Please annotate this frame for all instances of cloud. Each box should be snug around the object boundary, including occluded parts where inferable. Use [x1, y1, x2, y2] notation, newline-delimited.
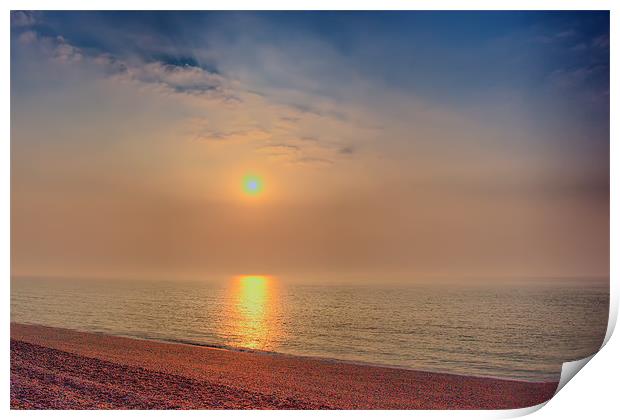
[287, 103, 349, 122]
[11, 11, 37, 27]
[14, 31, 83, 62]
[571, 33, 609, 54]
[292, 156, 334, 167]
[192, 127, 272, 143]
[592, 34, 609, 50]
[254, 143, 303, 162]
[299, 136, 319, 142]
[53, 36, 84, 63]
[339, 146, 355, 155]
[555, 29, 577, 39]
[17, 30, 38, 45]
[10, 13, 371, 169]
[17, 29, 239, 104]
[259, 143, 300, 153]
[534, 28, 577, 44]
[548, 64, 607, 89]
[115, 61, 236, 101]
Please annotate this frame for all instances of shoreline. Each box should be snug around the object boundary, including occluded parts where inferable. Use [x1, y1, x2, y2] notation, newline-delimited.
[11, 322, 559, 409]
[12, 321, 560, 383]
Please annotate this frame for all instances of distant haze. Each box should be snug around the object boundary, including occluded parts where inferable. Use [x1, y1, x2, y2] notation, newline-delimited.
[11, 11, 609, 282]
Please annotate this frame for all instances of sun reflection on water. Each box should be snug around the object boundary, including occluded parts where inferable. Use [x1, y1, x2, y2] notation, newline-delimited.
[224, 275, 281, 350]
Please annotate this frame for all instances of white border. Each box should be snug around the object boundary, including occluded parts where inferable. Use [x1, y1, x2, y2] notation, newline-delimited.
[3, 1, 617, 419]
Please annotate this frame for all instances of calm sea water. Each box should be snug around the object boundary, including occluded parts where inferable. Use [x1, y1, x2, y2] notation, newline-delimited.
[11, 276, 608, 381]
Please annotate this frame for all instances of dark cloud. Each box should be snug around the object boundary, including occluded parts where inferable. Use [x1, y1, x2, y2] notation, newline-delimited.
[339, 146, 355, 155]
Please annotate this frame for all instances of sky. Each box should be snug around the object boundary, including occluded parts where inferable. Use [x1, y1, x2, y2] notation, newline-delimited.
[10, 11, 609, 283]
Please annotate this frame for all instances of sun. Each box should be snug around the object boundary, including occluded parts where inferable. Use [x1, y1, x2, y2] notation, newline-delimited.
[242, 175, 263, 196]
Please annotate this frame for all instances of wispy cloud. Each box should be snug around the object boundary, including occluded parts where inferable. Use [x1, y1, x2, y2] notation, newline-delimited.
[16, 28, 239, 104]
[291, 156, 334, 167]
[12, 17, 364, 167]
[548, 65, 606, 89]
[259, 143, 300, 153]
[339, 146, 355, 155]
[591, 34, 609, 50]
[112, 61, 238, 102]
[193, 127, 272, 143]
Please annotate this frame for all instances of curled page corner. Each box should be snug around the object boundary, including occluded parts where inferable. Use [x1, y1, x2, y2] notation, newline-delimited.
[496, 401, 549, 418]
[602, 287, 618, 347]
[499, 355, 597, 418]
[547, 290, 618, 397]
[504, 306, 614, 417]
[555, 354, 595, 395]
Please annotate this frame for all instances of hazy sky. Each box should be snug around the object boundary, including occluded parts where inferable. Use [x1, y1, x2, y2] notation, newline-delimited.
[11, 11, 609, 282]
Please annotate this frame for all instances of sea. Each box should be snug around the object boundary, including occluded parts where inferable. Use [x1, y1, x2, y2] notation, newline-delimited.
[10, 276, 609, 382]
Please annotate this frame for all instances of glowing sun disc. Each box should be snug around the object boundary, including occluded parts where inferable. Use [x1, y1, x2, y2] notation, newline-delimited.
[243, 175, 263, 196]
